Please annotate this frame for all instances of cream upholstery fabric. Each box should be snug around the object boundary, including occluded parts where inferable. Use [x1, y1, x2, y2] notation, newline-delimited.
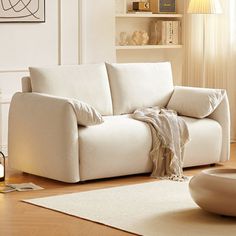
[21, 77, 32, 92]
[29, 64, 113, 115]
[167, 86, 226, 118]
[8, 63, 230, 183]
[8, 92, 80, 183]
[79, 115, 153, 180]
[106, 62, 174, 115]
[78, 115, 222, 181]
[167, 87, 230, 163]
[208, 95, 230, 162]
[182, 116, 222, 167]
[70, 99, 103, 126]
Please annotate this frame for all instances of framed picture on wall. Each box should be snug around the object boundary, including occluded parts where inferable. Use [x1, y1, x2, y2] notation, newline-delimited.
[0, 0, 45, 23]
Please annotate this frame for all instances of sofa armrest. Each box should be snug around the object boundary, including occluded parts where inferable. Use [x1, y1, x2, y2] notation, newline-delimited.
[208, 94, 230, 162]
[167, 86, 230, 163]
[8, 92, 80, 183]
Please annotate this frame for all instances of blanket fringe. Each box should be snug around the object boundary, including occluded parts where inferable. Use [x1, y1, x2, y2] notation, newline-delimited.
[156, 175, 189, 182]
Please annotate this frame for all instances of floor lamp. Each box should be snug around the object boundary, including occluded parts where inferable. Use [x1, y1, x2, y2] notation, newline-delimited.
[0, 151, 5, 182]
[187, 0, 222, 87]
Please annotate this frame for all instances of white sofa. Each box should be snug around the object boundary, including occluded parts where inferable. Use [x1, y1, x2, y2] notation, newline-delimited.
[8, 62, 230, 183]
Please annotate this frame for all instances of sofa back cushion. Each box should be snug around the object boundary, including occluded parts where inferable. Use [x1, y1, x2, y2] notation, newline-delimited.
[29, 63, 113, 115]
[106, 62, 174, 115]
[21, 76, 32, 92]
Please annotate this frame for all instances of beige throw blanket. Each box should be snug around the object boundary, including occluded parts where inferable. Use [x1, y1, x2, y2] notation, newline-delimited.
[132, 107, 190, 181]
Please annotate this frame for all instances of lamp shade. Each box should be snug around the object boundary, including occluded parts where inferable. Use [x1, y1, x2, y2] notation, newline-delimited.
[187, 0, 222, 14]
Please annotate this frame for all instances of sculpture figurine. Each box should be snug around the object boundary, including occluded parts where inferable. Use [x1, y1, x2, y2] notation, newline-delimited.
[119, 32, 129, 46]
[130, 30, 149, 45]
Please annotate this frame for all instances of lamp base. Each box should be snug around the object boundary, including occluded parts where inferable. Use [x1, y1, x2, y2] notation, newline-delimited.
[0, 151, 5, 182]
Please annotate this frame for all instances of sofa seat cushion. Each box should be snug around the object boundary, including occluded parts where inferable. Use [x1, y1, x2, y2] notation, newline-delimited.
[106, 62, 174, 115]
[29, 63, 113, 115]
[78, 115, 222, 181]
[182, 116, 222, 167]
[78, 115, 153, 180]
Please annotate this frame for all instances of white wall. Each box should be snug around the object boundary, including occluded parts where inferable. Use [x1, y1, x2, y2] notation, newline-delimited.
[0, 0, 80, 154]
[0, 0, 184, 154]
[81, 0, 116, 63]
[0, 0, 116, 155]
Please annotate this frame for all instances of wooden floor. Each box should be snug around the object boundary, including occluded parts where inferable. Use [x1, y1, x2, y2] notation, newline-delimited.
[1, 144, 236, 236]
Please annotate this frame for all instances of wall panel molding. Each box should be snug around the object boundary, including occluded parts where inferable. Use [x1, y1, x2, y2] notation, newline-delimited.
[0, 145, 8, 156]
[0, 68, 28, 73]
[60, 0, 80, 65]
[58, 0, 62, 65]
[0, 94, 12, 104]
[0, 0, 63, 155]
[79, 0, 86, 64]
[81, 0, 116, 63]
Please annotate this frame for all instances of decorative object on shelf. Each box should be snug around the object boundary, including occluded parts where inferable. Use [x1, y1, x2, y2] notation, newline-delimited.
[150, 0, 176, 13]
[0, 0, 45, 23]
[187, 0, 222, 86]
[149, 21, 160, 45]
[0, 151, 5, 182]
[119, 32, 129, 46]
[149, 20, 180, 45]
[149, 0, 158, 13]
[130, 30, 149, 45]
[132, 1, 150, 11]
[115, 1, 183, 50]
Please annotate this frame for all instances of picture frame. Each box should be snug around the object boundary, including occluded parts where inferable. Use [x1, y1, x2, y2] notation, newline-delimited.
[0, 0, 45, 23]
[158, 0, 176, 13]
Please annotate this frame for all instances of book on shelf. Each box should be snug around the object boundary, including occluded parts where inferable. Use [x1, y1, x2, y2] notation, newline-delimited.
[172, 21, 180, 44]
[159, 0, 176, 13]
[161, 20, 180, 45]
[149, 0, 176, 13]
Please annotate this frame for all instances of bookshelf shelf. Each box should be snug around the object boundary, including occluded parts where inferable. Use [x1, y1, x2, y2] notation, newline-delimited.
[116, 13, 183, 18]
[116, 45, 182, 50]
[115, 0, 184, 75]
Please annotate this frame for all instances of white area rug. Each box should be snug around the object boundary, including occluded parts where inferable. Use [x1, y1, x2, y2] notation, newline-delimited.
[23, 180, 236, 236]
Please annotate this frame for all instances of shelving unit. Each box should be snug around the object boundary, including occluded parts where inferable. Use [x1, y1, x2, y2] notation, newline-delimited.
[115, 0, 185, 85]
[116, 45, 182, 50]
[116, 13, 183, 18]
[115, 1, 183, 50]
[116, 11, 183, 50]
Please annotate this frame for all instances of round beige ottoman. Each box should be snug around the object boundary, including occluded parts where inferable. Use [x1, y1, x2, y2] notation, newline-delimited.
[189, 169, 236, 217]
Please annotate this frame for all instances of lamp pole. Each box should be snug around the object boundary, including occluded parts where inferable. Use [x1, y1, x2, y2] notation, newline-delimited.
[202, 15, 206, 87]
